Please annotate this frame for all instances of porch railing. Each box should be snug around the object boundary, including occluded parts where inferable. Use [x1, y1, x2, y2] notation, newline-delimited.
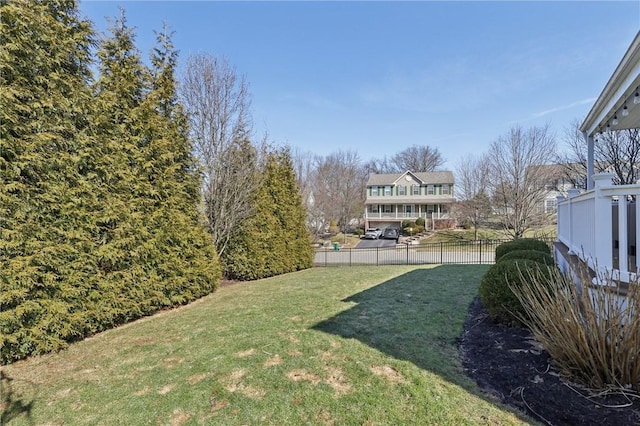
[365, 212, 450, 220]
[557, 173, 640, 282]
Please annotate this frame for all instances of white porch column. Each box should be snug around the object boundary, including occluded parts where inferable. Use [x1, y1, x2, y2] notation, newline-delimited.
[583, 131, 595, 190]
[593, 173, 614, 271]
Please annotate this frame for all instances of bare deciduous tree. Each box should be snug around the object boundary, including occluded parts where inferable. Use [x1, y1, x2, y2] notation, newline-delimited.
[558, 120, 640, 187]
[311, 150, 367, 238]
[488, 125, 557, 239]
[454, 154, 492, 238]
[291, 148, 324, 236]
[366, 145, 444, 173]
[181, 53, 260, 256]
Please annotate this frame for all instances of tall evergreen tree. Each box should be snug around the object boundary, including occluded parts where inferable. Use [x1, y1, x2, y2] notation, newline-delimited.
[139, 24, 221, 304]
[90, 9, 155, 324]
[0, 0, 98, 361]
[223, 148, 313, 280]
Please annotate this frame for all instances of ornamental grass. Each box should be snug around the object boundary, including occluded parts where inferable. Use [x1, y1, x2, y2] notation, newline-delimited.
[511, 264, 640, 393]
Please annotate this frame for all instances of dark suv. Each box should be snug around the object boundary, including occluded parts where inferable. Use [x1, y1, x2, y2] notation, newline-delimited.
[382, 228, 399, 241]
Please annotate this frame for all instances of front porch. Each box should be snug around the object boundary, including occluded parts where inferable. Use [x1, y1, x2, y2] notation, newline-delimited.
[557, 31, 640, 286]
[364, 205, 453, 230]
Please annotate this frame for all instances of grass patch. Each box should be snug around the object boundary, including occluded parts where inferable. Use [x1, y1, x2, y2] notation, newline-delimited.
[2, 266, 532, 425]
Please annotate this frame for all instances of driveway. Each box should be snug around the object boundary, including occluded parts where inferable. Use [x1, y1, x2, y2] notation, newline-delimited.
[356, 238, 397, 249]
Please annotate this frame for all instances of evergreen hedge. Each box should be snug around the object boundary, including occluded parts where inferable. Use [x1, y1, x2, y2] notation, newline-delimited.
[223, 149, 313, 280]
[0, 1, 220, 364]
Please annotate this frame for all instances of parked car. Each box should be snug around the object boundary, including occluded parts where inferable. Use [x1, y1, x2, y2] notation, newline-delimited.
[363, 228, 382, 239]
[382, 228, 399, 241]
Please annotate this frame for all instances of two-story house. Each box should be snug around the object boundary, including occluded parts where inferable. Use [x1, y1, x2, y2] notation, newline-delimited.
[364, 171, 455, 230]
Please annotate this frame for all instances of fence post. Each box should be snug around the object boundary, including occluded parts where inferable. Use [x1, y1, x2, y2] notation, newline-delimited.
[479, 240, 482, 264]
[324, 247, 327, 267]
[406, 243, 409, 265]
[376, 247, 379, 266]
[440, 242, 443, 264]
[349, 247, 352, 267]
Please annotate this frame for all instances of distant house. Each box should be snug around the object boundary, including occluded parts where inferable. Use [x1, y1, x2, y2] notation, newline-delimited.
[529, 164, 582, 214]
[364, 170, 455, 229]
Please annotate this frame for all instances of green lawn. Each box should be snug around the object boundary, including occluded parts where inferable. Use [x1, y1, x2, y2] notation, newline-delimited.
[421, 225, 557, 244]
[1, 265, 534, 425]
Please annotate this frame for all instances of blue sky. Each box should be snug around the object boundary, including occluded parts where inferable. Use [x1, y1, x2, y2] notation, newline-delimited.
[79, 1, 640, 168]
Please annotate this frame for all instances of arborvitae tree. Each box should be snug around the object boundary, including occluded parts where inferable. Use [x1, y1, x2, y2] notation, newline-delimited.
[138, 24, 220, 304]
[91, 9, 154, 325]
[0, 0, 98, 361]
[223, 148, 313, 280]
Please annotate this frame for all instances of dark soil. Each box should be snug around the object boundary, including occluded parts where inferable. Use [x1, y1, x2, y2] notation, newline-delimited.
[460, 297, 640, 426]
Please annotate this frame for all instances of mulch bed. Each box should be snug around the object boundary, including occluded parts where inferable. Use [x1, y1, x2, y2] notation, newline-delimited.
[459, 297, 640, 426]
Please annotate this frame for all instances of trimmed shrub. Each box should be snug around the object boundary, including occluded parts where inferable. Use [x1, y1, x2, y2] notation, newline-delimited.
[402, 220, 415, 229]
[479, 259, 553, 326]
[495, 238, 550, 262]
[415, 217, 425, 227]
[498, 249, 555, 266]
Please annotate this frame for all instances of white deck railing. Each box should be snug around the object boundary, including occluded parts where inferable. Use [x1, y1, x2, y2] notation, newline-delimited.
[557, 173, 640, 282]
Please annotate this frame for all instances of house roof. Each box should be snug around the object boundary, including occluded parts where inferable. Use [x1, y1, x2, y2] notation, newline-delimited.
[366, 170, 454, 186]
[527, 164, 567, 178]
[580, 31, 640, 136]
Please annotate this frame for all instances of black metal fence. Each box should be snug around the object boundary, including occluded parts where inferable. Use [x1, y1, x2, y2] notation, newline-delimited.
[314, 239, 548, 267]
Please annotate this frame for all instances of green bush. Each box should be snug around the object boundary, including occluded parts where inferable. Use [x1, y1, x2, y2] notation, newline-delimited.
[479, 259, 553, 326]
[401, 220, 415, 229]
[498, 249, 555, 266]
[495, 238, 550, 262]
[415, 217, 425, 227]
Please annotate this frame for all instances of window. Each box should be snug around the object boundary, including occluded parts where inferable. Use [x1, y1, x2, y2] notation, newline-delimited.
[434, 185, 442, 195]
[371, 186, 378, 196]
[411, 185, 420, 195]
[427, 185, 434, 195]
[398, 185, 406, 196]
[545, 199, 557, 214]
[404, 205, 414, 214]
[442, 184, 450, 195]
[384, 186, 392, 196]
[383, 204, 393, 213]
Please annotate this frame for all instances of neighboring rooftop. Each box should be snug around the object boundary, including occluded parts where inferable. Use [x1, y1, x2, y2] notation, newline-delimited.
[366, 171, 454, 186]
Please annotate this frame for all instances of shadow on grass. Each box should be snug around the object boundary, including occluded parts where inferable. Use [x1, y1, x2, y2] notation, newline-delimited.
[313, 265, 484, 389]
[0, 370, 34, 425]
